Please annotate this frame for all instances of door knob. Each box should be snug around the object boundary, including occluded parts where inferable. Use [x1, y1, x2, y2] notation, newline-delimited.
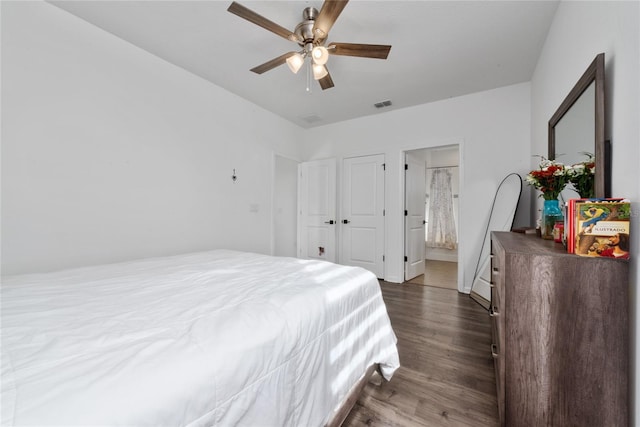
[324, 220, 335, 224]
[343, 219, 350, 224]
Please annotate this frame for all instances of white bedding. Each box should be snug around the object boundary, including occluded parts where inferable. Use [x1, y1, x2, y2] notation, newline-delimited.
[1, 250, 399, 426]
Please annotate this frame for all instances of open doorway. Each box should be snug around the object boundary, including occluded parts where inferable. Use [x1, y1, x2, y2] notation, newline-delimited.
[404, 145, 460, 291]
[273, 154, 299, 258]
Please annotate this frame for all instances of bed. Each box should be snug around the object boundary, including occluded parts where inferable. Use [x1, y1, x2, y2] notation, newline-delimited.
[1, 250, 399, 426]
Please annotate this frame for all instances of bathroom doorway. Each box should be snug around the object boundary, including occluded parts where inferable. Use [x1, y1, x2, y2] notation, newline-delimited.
[404, 145, 460, 291]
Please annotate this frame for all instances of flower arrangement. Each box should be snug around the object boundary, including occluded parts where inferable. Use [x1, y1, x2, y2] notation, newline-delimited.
[566, 153, 595, 198]
[525, 156, 568, 200]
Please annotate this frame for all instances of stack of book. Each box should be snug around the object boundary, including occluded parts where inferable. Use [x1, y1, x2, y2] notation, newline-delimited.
[564, 198, 631, 259]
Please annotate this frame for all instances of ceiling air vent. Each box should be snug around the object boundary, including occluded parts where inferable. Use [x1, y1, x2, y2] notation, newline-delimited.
[374, 100, 392, 109]
[301, 114, 323, 124]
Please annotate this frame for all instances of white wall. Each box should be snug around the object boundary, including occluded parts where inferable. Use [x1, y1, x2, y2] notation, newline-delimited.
[1, 2, 303, 275]
[303, 82, 532, 288]
[530, 1, 639, 422]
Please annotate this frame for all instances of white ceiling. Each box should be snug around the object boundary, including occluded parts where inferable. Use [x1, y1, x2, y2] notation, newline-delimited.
[50, 0, 559, 129]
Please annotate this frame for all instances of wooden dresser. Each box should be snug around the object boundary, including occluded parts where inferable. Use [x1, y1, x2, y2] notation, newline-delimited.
[490, 231, 628, 426]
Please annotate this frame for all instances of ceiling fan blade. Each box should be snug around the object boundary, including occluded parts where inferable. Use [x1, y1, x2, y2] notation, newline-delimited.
[328, 42, 391, 59]
[318, 70, 335, 90]
[250, 52, 297, 74]
[228, 2, 302, 43]
[312, 0, 349, 42]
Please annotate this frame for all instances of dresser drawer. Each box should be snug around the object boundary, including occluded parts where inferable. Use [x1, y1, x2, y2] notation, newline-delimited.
[490, 336, 505, 426]
[491, 253, 505, 309]
[490, 236, 506, 426]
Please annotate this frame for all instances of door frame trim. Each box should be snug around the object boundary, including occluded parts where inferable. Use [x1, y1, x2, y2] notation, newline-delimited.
[399, 141, 464, 292]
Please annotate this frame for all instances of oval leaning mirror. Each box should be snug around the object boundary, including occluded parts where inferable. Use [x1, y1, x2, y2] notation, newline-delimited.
[549, 53, 607, 198]
[470, 173, 522, 310]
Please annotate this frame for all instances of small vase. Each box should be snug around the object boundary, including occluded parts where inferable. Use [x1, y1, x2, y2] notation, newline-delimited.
[542, 199, 563, 240]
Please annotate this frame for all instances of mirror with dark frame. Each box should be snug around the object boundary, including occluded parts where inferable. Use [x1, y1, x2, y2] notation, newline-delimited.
[549, 53, 607, 198]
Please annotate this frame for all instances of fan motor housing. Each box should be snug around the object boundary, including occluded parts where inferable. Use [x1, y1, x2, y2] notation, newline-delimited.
[294, 7, 319, 45]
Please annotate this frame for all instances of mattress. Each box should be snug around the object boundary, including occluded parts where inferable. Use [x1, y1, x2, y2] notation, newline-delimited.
[1, 250, 399, 426]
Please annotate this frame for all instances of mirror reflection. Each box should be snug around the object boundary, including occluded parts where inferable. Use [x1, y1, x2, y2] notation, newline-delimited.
[555, 81, 595, 200]
[554, 82, 595, 167]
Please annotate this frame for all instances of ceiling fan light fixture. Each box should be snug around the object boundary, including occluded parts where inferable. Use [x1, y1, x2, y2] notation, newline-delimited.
[311, 46, 329, 65]
[312, 63, 328, 80]
[286, 53, 305, 74]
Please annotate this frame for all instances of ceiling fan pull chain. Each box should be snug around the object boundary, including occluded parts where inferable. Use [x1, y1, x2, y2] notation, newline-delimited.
[306, 59, 312, 93]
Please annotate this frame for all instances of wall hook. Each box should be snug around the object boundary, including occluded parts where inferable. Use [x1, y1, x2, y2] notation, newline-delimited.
[232, 169, 237, 182]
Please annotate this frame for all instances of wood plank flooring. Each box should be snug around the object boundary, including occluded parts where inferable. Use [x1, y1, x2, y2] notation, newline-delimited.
[342, 282, 499, 426]
[407, 260, 458, 291]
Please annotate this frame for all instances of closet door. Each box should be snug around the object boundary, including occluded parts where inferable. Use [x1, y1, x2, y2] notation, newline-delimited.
[297, 159, 337, 262]
[340, 154, 385, 278]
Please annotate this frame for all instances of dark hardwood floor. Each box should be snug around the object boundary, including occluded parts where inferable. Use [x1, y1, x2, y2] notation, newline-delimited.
[342, 282, 499, 426]
[407, 261, 458, 291]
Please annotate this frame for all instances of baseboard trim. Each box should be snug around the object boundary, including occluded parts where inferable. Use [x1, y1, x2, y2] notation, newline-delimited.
[470, 290, 490, 311]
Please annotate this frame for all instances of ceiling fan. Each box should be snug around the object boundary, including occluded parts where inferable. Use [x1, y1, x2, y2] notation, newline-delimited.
[227, 0, 391, 90]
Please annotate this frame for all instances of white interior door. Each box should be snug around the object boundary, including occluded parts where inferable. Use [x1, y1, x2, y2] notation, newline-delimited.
[340, 154, 385, 278]
[405, 153, 426, 280]
[298, 159, 337, 262]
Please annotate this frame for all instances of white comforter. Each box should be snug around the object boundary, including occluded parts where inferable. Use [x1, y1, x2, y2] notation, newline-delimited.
[1, 250, 399, 426]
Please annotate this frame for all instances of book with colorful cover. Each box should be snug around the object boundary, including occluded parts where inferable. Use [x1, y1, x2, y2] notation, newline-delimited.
[564, 199, 579, 253]
[572, 199, 630, 259]
[564, 198, 625, 254]
[564, 198, 600, 253]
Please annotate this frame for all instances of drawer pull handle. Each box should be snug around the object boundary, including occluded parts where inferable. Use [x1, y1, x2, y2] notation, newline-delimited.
[491, 344, 499, 358]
